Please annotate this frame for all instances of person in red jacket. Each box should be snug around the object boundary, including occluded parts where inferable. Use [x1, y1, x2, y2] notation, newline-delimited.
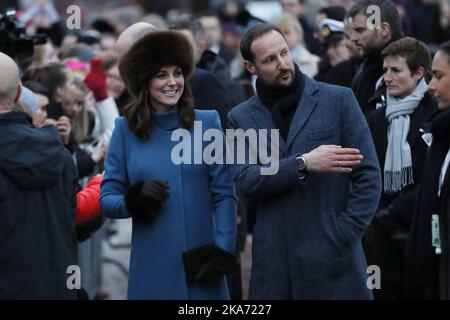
[76, 174, 103, 224]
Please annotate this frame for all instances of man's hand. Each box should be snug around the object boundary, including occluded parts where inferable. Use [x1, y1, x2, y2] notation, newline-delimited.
[302, 145, 363, 173]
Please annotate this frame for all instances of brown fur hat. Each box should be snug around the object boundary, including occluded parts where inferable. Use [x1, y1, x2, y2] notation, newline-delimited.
[119, 31, 195, 97]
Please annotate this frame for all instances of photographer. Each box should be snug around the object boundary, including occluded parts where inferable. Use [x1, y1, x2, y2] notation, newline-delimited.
[19, 0, 66, 47]
[0, 7, 48, 71]
[25, 63, 111, 179]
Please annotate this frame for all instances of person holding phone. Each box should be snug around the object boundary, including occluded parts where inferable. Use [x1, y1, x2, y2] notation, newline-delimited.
[28, 62, 118, 178]
[26, 63, 74, 146]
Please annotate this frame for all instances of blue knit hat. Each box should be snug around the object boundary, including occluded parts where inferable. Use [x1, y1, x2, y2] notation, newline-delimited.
[19, 86, 38, 113]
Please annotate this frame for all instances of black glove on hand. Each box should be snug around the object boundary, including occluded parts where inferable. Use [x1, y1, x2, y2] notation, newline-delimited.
[76, 214, 105, 242]
[183, 244, 240, 284]
[373, 207, 401, 232]
[125, 180, 169, 221]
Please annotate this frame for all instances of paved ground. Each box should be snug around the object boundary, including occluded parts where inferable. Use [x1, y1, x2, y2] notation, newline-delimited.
[99, 219, 131, 300]
[99, 219, 252, 300]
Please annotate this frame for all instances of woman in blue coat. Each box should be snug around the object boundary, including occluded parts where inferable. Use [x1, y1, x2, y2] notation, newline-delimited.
[100, 31, 238, 300]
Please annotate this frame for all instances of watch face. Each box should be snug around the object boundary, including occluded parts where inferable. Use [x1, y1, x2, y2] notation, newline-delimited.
[297, 157, 306, 171]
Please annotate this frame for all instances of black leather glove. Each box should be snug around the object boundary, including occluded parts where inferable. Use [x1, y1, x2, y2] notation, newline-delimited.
[373, 206, 401, 232]
[124, 180, 169, 221]
[183, 243, 240, 284]
[75, 213, 105, 242]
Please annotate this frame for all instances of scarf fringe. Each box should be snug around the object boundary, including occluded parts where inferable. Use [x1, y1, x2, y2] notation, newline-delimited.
[384, 166, 414, 194]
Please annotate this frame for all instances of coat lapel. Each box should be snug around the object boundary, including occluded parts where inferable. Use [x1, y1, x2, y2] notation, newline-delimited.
[407, 95, 431, 148]
[249, 98, 286, 152]
[285, 76, 318, 150]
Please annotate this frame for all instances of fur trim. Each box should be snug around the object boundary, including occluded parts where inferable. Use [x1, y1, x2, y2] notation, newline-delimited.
[119, 31, 195, 97]
[124, 181, 162, 221]
[182, 244, 239, 283]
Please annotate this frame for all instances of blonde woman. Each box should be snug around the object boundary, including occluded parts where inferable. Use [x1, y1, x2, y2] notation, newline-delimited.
[274, 13, 320, 78]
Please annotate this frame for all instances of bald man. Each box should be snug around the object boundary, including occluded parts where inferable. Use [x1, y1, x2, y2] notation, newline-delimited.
[115, 22, 159, 58]
[0, 52, 21, 113]
[0, 52, 79, 299]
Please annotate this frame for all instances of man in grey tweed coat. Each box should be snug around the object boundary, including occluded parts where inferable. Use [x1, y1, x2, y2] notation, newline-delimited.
[228, 24, 381, 299]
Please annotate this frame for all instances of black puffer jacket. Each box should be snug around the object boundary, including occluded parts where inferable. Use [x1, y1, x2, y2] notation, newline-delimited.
[0, 112, 78, 299]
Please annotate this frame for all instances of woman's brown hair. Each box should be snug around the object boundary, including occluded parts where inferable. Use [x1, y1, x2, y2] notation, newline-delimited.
[123, 78, 195, 140]
[438, 40, 450, 65]
[381, 37, 431, 76]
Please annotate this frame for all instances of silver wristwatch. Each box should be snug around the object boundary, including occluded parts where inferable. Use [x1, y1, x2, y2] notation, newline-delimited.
[296, 155, 308, 178]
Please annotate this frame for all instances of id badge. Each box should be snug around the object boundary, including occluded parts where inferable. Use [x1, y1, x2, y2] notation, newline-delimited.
[421, 131, 433, 147]
[431, 214, 442, 255]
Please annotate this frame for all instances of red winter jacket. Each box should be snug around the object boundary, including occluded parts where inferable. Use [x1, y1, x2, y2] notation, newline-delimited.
[76, 175, 103, 224]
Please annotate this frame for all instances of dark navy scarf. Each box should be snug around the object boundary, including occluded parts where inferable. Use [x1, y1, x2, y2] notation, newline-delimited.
[256, 63, 305, 140]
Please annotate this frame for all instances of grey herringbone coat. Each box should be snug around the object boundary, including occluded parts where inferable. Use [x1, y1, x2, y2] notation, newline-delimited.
[228, 75, 381, 299]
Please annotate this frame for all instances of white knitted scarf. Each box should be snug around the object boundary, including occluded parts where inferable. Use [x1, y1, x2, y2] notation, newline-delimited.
[384, 78, 428, 193]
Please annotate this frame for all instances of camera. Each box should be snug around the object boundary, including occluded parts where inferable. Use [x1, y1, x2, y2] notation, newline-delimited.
[0, 8, 47, 60]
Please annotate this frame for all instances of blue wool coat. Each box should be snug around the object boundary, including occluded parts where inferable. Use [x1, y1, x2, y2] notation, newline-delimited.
[100, 108, 237, 300]
[228, 75, 382, 299]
